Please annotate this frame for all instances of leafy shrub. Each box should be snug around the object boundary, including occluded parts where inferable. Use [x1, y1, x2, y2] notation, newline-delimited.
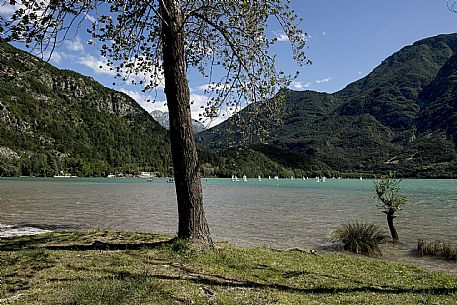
[417, 239, 457, 261]
[332, 222, 388, 256]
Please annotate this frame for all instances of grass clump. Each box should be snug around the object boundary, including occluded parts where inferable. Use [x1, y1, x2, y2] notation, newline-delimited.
[170, 238, 191, 253]
[332, 222, 389, 256]
[417, 239, 457, 261]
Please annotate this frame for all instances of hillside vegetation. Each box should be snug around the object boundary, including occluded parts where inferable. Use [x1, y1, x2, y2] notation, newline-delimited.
[0, 43, 172, 177]
[2, 34, 457, 178]
[198, 34, 457, 178]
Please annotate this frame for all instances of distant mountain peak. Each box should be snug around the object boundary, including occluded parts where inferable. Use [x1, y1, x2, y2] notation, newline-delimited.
[149, 110, 207, 133]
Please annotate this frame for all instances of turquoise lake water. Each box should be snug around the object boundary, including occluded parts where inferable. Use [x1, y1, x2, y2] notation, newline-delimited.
[1, 177, 456, 250]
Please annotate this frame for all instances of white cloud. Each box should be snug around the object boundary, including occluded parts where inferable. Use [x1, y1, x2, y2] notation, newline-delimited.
[65, 36, 84, 52]
[290, 81, 311, 90]
[322, 31, 327, 36]
[48, 51, 62, 64]
[358, 71, 364, 75]
[120, 89, 227, 127]
[197, 83, 232, 92]
[85, 14, 97, 24]
[120, 89, 167, 113]
[34, 50, 63, 64]
[290, 78, 332, 89]
[275, 33, 290, 42]
[78, 54, 166, 95]
[0, 5, 18, 16]
[0, 2, 27, 17]
[274, 32, 311, 42]
[78, 55, 116, 76]
[315, 77, 332, 84]
[130, 58, 165, 89]
[1, 1, 49, 19]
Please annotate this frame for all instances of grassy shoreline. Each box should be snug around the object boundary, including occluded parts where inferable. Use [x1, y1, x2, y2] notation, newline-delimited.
[1, 230, 456, 304]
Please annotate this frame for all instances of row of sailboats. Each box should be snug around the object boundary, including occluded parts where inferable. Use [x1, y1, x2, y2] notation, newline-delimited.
[230, 176, 364, 182]
[230, 175, 347, 182]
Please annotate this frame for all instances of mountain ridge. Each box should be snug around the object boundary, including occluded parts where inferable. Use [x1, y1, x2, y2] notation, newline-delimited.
[0, 42, 173, 177]
[2, 33, 457, 178]
[198, 33, 457, 178]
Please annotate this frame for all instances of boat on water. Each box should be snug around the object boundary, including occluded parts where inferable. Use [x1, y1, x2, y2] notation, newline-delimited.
[53, 174, 77, 178]
[243, 175, 247, 182]
[139, 172, 152, 179]
[167, 178, 175, 183]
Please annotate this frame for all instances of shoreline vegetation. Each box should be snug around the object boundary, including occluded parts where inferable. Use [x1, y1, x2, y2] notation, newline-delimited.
[0, 230, 456, 304]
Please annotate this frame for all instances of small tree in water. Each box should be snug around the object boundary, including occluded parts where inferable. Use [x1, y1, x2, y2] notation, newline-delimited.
[374, 173, 407, 243]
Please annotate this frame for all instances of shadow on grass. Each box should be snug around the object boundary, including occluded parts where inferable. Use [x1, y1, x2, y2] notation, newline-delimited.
[80, 268, 457, 296]
[175, 264, 457, 296]
[11, 223, 85, 231]
[0, 238, 174, 251]
[167, 274, 457, 295]
[0, 229, 175, 252]
[44, 239, 174, 251]
[0, 234, 59, 251]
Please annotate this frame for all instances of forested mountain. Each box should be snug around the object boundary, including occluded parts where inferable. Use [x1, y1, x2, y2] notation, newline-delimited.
[0, 43, 172, 177]
[198, 33, 457, 178]
[2, 34, 457, 179]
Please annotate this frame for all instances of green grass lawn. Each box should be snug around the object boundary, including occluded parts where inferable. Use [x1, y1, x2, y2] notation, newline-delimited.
[0, 231, 456, 304]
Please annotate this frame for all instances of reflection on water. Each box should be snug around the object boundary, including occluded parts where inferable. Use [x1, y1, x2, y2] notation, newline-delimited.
[1, 177, 456, 272]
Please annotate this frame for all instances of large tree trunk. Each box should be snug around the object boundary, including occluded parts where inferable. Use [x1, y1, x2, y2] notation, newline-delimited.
[160, 0, 212, 245]
[386, 212, 399, 243]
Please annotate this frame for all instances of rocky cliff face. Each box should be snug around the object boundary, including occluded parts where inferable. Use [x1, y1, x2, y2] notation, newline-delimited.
[0, 43, 171, 177]
[2, 51, 137, 115]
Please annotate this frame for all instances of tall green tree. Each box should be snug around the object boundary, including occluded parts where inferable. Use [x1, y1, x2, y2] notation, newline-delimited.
[374, 173, 407, 243]
[1, 0, 308, 245]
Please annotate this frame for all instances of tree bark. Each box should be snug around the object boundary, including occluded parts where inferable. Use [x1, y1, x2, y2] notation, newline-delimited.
[386, 212, 399, 243]
[160, 0, 212, 245]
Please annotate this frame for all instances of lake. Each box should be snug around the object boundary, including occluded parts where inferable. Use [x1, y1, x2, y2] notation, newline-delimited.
[1, 177, 456, 250]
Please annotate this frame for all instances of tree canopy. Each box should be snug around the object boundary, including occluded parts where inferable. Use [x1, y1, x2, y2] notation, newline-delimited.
[1, 0, 308, 120]
[1, 0, 309, 245]
[374, 173, 407, 242]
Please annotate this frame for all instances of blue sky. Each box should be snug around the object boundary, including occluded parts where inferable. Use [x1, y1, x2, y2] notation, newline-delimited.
[1, 0, 457, 126]
[285, 0, 457, 93]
